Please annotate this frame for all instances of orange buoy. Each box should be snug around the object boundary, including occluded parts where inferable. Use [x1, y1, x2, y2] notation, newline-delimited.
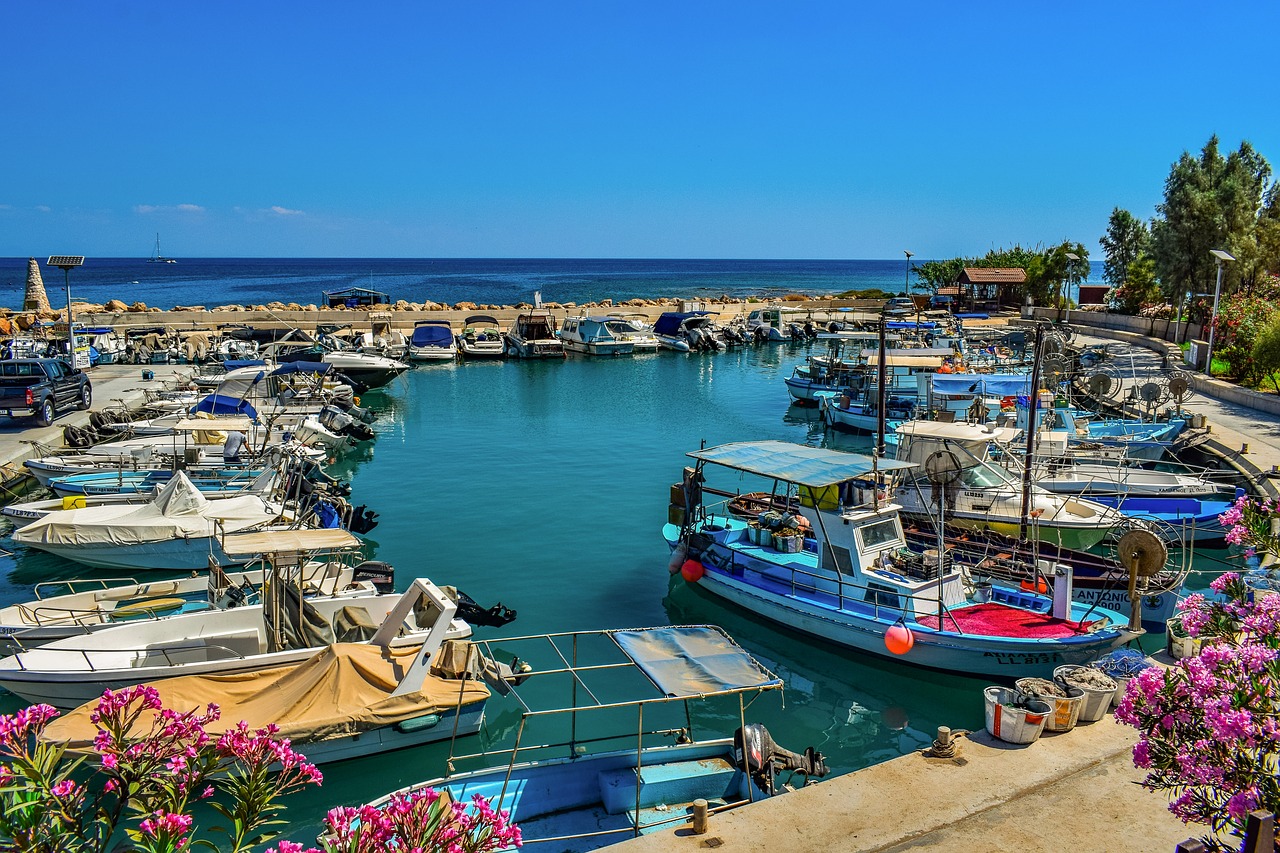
[1020, 578, 1050, 594]
[885, 623, 914, 655]
[681, 560, 705, 583]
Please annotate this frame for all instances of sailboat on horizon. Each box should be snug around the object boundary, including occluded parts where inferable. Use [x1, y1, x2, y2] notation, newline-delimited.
[147, 233, 177, 264]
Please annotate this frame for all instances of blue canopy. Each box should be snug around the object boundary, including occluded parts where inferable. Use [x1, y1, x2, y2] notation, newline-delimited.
[653, 312, 713, 336]
[411, 325, 454, 346]
[190, 394, 259, 420]
[224, 359, 267, 370]
[270, 361, 332, 376]
[931, 373, 1031, 397]
[77, 327, 115, 335]
[688, 440, 913, 487]
[886, 320, 938, 329]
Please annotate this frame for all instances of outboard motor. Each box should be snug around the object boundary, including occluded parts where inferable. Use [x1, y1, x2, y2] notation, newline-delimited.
[347, 504, 379, 534]
[446, 587, 518, 627]
[733, 723, 828, 796]
[351, 560, 395, 594]
[786, 322, 805, 341]
[803, 320, 818, 340]
[753, 325, 770, 345]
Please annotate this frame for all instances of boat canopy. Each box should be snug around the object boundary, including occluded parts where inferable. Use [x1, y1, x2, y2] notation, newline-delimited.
[222, 528, 361, 556]
[654, 312, 715, 335]
[894, 421, 1021, 443]
[463, 315, 500, 326]
[614, 626, 781, 697]
[270, 361, 332, 377]
[172, 416, 254, 432]
[931, 373, 1032, 397]
[688, 440, 913, 487]
[411, 325, 454, 346]
[190, 394, 259, 420]
[223, 359, 266, 370]
[886, 320, 939, 329]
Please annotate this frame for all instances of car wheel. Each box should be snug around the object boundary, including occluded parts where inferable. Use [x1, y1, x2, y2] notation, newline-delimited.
[37, 399, 55, 427]
[79, 385, 92, 410]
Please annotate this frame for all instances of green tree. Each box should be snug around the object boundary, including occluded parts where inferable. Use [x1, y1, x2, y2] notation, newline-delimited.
[1151, 136, 1273, 309]
[1251, 312, 1280, 392]
[1110, 256, 1161, 313]
[1023, 241, 1090, 307]
[1098, 208, 1150, 287]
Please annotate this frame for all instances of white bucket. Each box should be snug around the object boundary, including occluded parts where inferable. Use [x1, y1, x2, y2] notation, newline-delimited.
[1166, 618, 1202, 660]
[1110, 676, 1132, 708]
[1053, 666, 1117, 723]
[1015, 678, 1084, 733]
[983, 686, 1051, 745]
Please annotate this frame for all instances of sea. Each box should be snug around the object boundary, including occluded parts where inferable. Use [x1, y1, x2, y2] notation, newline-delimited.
[0, 258, 1207, 845]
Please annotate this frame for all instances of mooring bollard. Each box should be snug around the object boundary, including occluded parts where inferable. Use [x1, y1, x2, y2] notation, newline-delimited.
[692, 798, 709, 835]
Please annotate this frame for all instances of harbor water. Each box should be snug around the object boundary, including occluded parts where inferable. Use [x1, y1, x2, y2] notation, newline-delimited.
[0, 338, 1233, 842]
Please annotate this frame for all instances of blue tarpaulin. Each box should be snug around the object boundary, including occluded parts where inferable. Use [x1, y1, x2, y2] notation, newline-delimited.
[223, 359, 267, 370]
[653, 312, 713, 336]
[931, 373, 1032, 397]
[270, 362, 331, 376]
[190, 394, 259, 420]
[411, 324, 454, 346]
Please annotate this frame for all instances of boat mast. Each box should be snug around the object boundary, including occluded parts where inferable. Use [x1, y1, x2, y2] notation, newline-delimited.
[876, 315, 887, 457]
[1019, 323, 1045, 540]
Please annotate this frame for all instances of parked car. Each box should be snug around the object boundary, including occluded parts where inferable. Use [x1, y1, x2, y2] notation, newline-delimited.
[884, 297, 916, 313]
[930, 295, 954, 310]
[0, 359, 92, 426]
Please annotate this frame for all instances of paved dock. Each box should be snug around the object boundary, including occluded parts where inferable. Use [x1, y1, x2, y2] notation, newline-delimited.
[616, 711, 1192, 852]
[0, 363, 186, 494]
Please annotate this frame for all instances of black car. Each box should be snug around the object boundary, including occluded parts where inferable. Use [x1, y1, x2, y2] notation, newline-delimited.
[0, 359, 93, 426]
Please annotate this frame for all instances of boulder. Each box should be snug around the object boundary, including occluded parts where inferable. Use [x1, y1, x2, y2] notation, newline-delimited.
[285, 303, 302, 311]
[394, 300, 411, 310]
[304, 304, 318, 311]
[104, 299, 129, 312]
[455, 301, 477, 311]
[127, 301, 149, 312]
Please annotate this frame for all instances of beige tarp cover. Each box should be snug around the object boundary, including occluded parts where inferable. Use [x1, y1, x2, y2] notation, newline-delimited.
[11, 472, 276, 547]
[43, 642, 491, 750]
[222, 528, 360, 555]
[612, 626, 782, 698]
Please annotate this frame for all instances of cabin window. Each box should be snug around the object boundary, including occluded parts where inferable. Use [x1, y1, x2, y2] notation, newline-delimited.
[960, 466, 1004, 488]
[856, 518, 901, 551]
[820, 544, 856, 576]
[864, 582, 900, 609]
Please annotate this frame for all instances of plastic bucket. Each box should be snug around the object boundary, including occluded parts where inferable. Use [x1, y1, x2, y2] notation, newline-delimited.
[1166, 618, 1202, 660]
[775, 535, 803, 554]
[1111, 676, 1132, 709]
[983, 686, 1051, 745]
[1053, 666, 1117, 723]
[1015, 678, 1084, 733]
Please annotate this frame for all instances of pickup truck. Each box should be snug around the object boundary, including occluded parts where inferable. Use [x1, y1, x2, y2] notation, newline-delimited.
[0, 359, 92, 426]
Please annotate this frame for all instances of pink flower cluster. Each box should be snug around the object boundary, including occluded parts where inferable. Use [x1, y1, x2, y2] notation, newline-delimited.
[1217, 495, 1279, 553]
[1117, 574, 1280, 851]
[295, 788, 521, 853]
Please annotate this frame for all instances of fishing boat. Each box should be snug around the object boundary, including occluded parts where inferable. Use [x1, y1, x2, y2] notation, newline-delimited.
[40, 577, 490, 764]
[456, 315, 507, 360]
[890, 421, 1128, 551]
[352, 625, 827, 850]
[505, 309, 566, 359]
[1024, 404, 1187, 462]
[559, 316, 635, 357]
[147, 233, 177, 264]
[47, 466, 275, 498]
[408, 320, 459, 362]
[1085, 491, 1239, 542]
[0, 529, 474, 710]
[662, 440, 1138, 677]
[652, 311, 723, 352]
[783, 332, 885, 404]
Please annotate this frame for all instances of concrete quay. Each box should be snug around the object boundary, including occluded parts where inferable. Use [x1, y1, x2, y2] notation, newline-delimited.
[616, 712, 1190, 853]
[0, 363, 187, 495]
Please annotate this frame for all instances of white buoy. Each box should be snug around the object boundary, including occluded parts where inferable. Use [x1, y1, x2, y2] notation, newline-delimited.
[667, 542, 688, 574]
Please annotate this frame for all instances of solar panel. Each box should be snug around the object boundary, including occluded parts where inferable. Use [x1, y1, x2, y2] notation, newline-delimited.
[47, 255, 85, 268]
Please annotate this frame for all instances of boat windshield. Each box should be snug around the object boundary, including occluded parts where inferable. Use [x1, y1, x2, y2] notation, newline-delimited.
[959, 464, 1008, 489]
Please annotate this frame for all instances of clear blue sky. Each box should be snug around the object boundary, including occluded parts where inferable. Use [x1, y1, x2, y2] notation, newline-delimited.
[3, 1, 1278, 259]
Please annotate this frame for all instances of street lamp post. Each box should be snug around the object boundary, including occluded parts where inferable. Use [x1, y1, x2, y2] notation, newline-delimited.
[1063, 252, 1080, 324]
[1203, 249, 1236, 376]
[904, 250, 916, 324]
[47, 256, 84, 367]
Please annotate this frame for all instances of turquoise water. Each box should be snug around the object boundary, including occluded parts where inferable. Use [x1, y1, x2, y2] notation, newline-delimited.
[0, 343, 1235, 843]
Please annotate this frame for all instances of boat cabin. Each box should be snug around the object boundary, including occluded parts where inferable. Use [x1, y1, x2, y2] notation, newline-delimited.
[322, 286, 389, 309]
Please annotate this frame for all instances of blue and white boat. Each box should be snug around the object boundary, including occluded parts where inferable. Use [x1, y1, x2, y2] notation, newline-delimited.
[653, 311, 724, 352]
[558, 316, 635, 357]
[408, 320, 458, 362]
[662, 440, 1138, 678]
[354, 625, 827, 851]
[1087, 489, 1242, 542]
[48, 466, 274, 498]
[1026, 405, 1186, 462]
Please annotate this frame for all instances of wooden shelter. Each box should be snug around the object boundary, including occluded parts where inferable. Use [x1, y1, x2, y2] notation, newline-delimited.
[957, 268, 1026, 310]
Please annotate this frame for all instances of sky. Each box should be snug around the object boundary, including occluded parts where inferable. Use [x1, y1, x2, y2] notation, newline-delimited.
[3, 1, 1279, 260]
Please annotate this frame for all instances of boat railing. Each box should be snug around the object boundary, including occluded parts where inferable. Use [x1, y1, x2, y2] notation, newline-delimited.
[6, 639, 251, 672]
[33, 577, 144, 600]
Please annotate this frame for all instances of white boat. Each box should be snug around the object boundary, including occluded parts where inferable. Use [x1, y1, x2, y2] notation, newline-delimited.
[0, 530, 471, 710]
[352, 626, 827, 850]
[662, 440, 1138, 678]
[456, 315, 507, 360]
[0, 556, 369, 652]
[653, 311, 724, 352]
[604, 314, 660, 351]
[40, 577, 490, 764]
[357, 312, 409, 359]
[10, 471, 290, 571]
[558, 316, 635, 356]
[890, 421, 1128, 551]
[407, 320, 459, 362]
[505, 309, 566, 359]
